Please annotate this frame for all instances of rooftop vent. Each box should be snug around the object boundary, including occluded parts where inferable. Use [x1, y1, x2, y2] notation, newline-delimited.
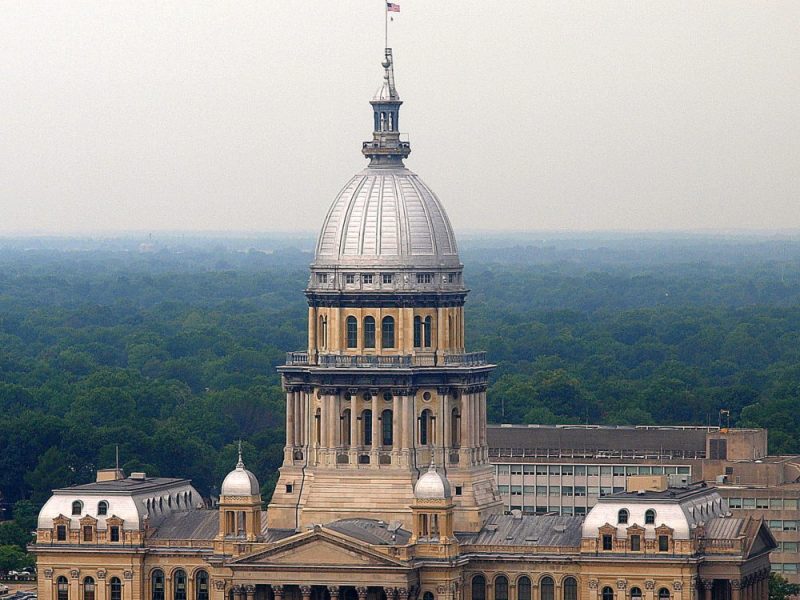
[511, 509, 523, 520]
[554, 525, 567, 533]
[130, 472, 147, 480]
[637, 490, 646, 496]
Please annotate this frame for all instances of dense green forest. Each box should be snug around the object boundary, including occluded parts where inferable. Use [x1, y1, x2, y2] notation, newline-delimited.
[1, 234, 800, 531]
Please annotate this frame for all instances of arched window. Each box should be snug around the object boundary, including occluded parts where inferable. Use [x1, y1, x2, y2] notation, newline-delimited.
[364, 316, 376, 349]
[72, 500, 83, 515]
[362, 409, 373, 446]
[342, 408, 352, 445]
[618, 508, 629, 524]
[645, 509, 656, 525]
[97, 501, 108, 516]
[151, 570, 165, 600]
[422, 594, 434, 600]
[173, 570, 187, 600]
[346, 316, 358, 348]
[424, 316, 432, 347]
[83, 578, 95, 600]
[518, 577, 532, 600]
[602, 588, 615, 600]
[541, 577, 555, 600]
[471, 576, 486, 600]
[630, 588, 643, 600]
[563, 577, 578, 600]
[195, 571, 209, 600]
[57, 577, 69, 600]
[381, 316, 395, 348]
[451, 408, 461, 447]
[414, 316, 422, 347]
[381, 409, 393, 446]
[110, 579, 122, 600]
[658, 590, 670, 600]
[419, 409, 433, 446]
[495, 576, 509, 600]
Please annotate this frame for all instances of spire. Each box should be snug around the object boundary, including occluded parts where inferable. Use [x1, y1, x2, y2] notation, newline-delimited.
[236, 439, 244, 469]
[362, 48, 411, 167]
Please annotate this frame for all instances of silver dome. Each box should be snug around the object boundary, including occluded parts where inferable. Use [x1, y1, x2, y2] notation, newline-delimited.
[312, 167, 460, 271]
[414, 463, 452, 500]
[220, 455, 260, 497]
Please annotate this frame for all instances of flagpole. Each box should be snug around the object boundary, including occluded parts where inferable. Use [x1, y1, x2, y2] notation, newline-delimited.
[385, 1, 388, 49]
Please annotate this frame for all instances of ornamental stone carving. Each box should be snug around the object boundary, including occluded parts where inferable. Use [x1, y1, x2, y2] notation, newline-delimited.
[213, 581, 226, 592]
[123, 571, 133, 581]
[356, 588, 369, 600]
[701, 580, 714, 591]
[645, 581, 656, 591]
[273, 586, 284, 600]
[397, 588, 409, 600]
[96, 570, 106, 580]
[673, 582, 683, 592]
[617, 581, 628, 591]
[245, 586, 256, 595]
[70, 570, 80, 579]
[44, 569, 53, 580]
[301, 587, 313, 600]
[729, 581, 741, 591]
[589, 580, 599, 590]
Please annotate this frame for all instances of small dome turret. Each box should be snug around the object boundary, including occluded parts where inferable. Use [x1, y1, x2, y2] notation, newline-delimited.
[220, 445, 260, 497]
[414, 459, 451, 500]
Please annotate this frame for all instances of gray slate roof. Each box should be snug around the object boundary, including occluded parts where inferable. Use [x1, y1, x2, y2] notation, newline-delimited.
[149, 510, 218, 540]
[705, 517, 745, 540]
[327, 518, 412, 546]
[458, 514, 583, 547]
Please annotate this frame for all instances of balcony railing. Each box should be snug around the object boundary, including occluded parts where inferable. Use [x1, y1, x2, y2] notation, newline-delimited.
[284, 351, 488, 368]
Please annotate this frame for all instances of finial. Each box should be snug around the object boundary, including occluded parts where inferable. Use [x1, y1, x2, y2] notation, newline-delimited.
[428, 445, 436, 472]
[237, 439, 244, 469]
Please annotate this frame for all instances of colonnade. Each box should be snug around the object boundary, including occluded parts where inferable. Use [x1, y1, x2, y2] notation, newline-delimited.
[283, 385, 489, 467]
[228, 584, 411, 600]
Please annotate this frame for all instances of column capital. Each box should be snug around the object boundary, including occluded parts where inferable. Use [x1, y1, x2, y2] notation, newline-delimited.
[272, 586, 284, 600]
[617, 580, 628, 591]
[320, 387, 339, 396]
[356, 588, 369, 600]
[730, 581, 741, 591]
[701, 580, 714, 591]
[673, 582, 683, 592]
[384, 588, 398, 600]
[644, 581, 656, 591]
[300, 586, 313, 600]
[328, 587, 341, 600]
[397, 587, 409, 600]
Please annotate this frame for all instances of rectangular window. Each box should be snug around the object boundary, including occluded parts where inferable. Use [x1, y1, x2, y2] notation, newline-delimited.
[56, 525, 66, 541]
[511, 485, 523, 495]
[523, 486, 536, 494]
[382, 273, 393, 284]
[548, 465, 560, 475]
[575, 506, 587, 516]
[562, 465, 574, 475]
[784, 521, 798, 531]
[602, 534, 613, 550]
[498, 485, 510, 494]
[83, 526, 93, 542]
[536, 506, 548, 514]
[536, 486, 548, 496]
[785, 499, 798, 510]
[613, 486, 625, 494]
[536, 465, 548, 476]
[638, 466, 652, 475]
[362, 274, 373, 284]
[511, 465, 523, 475]
[664, 466, 678, 475]
[587, 466, 599, 476]
[110, 526, 120, 542]
[652, 466, 664, 475]
[756, 498, 769, 509]
[574, 465, 587, 476]
[728, 498, 743, 508]
[316, 272, 328, 283]
[562, 486, 573, 496]
[524, 465, 536, 474]
[455, 486, 462, 496]
[345, 273, 356, 284]
[600, 486, 613, 497]
[575, 486, 587, 497]
[497, 465, 510, 475]
[600, 466, 613, 476]
[448, 272, 458, 283]
[630, 534, 641, 551]
[589, 486, 600, 496]
[769, 520, 782, 529]
[549, 487, 561, 497]
[742, 498, 756, 509]
[562, 506, 574, 516]
[658, 535, 669, 551]
[784, 564, 798, 573]
[784, 542, 798, 553]
[613, 466, 625, 477]
[416, 273, 433, 284]
[771, 498, 784, 510]
[678, 466, 691, 474]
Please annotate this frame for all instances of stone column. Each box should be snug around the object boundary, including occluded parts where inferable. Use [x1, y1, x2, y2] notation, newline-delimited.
[392, 395, 401, 453]
[460, 392, 471, 450]
[401, 393, 411, 450]
[294, 390, 302, 447]
[701, 580, 713, 600]
[246, 586, 256, 600]
[441, 388, 451, 458]
[372, 391, 380, 453]
[616, 580, 627, 600]
[644, 581, 655, 600]
[384, 588, 397, 600]
[471, 390, 480, 451]
[479, 389, 487, 447]
[300, 587, 312, 600]
[286, 389, 296, 449]
[350, 394, 360, 450]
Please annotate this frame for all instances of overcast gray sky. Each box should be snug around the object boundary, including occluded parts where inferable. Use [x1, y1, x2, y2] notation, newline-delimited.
[1, 1, 798, 234]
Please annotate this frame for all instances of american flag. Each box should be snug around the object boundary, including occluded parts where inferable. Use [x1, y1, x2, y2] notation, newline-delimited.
[387, 2, 400, 12]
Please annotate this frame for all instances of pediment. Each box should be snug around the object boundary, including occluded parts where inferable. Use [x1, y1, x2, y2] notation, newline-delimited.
[231, 529, 407, 569]
[747, 520, 777, 558]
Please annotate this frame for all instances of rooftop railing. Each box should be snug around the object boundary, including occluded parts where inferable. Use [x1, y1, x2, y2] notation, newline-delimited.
[285, 351, 487, 368]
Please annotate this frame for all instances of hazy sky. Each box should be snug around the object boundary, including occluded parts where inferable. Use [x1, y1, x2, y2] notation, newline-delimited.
[1, 1, 798, 234]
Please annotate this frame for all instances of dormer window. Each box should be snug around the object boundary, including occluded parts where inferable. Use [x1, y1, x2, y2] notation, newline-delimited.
[97, 501, 108, 516]
[110, 526, 120, 542]
[658, 534, 669, 551]
[72, 500, 83, 516]
[618, 508, 629, 524]
[56, 525, 67, 541]
[602, 533, 613, 550]
[630, 533, 641, 551]
[645, 509, 656, 524]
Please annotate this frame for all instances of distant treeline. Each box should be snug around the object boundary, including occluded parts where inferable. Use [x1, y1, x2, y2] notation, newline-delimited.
[1, 237, 799, 517]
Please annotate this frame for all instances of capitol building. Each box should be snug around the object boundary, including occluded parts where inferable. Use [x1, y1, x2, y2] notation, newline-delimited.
[33, 47, 773, 600]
